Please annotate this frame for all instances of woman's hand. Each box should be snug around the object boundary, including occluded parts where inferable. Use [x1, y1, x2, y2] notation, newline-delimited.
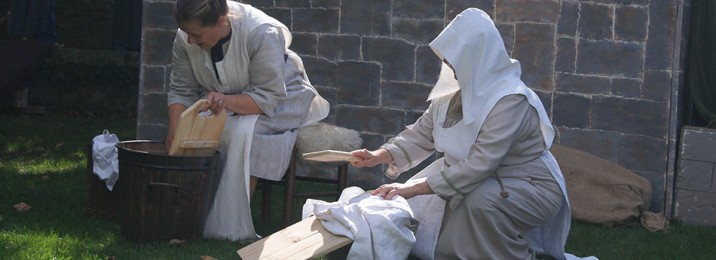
[371, 180, 432, 200]
[204, 92, 228, 114]
[350, 148, 393, 168]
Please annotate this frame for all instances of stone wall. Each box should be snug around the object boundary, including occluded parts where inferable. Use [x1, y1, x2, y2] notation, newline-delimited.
[137, 0, 691, 214]
[675, 126, 716, 225]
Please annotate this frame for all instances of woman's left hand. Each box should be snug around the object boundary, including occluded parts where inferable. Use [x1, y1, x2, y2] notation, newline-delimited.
[204, 92, 228, 114]
[371, 181, 432, 200]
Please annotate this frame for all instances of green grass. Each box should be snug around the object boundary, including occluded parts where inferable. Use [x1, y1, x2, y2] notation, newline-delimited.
[1, 112, 716, 259]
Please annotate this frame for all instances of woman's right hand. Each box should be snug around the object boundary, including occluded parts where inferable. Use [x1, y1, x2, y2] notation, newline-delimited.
[350, 148, 393, 168]
[165, 135, 173, 152]
[166, 103, 188, 154]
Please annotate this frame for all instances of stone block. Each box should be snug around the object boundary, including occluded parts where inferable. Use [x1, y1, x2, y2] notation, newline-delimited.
[363, 37, 417, 81]
[336, 61, 381, 106]
[303, 57, 338, 87]
[312, 0, 341, 8]
[138, 93, 168, 125]
[446, 0, 494, 19]
[262, 9, 292, 30]
[612, 78, 642, 98]
[587, 0, 648, 4]
[276, 0, 310, 7]
[578, 3, 613, 40]
[318, 34, 361, 61]
[141, 66, 167, 93]
[145, 2, 177, 30]
[416, 46, 441, 84]
[677, 159, 714, 192]
[393, 0, 444, 19]
[496, 0, 560, 23]
[513, 23, 556, 91]
[142, 29, 176, 66]
[136, 124, 167, 141]
[553, 92, 590, 128]
[293, 8, 339, 33]
[635, 170, 664, 213]
[393, 18, 444, 44]
[577, 40, 643, 78]
[615, 5, 648, 42]
[241, 0, 274, 8]
[407, 110, 425, 126]
[533, 90, 553, 116]
[674, 189, 716, 226]
[291, 33, 317, 56]
[335, 105, 406, 135]
[382, 81, 432, 111]
[341, 0, 390, 36]
[557, 0, 579, 36]
[592, 96, 668, 138]
[496, 23, 515, 55]
[645, 1, 677, 70]
[643, 70, 671, 101]
[555, 73, 610, 94]
[680, 126, 716, 162]
[622, 134, 668, 172]
[556, 128, 624, 163]
[556, 37, 576, 73]
[314, 85, 338, 113]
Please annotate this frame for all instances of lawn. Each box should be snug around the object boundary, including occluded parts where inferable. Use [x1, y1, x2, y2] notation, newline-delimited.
[1, 112, 715, 259]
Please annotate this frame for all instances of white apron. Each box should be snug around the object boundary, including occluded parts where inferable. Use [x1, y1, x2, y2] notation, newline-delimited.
[202, 114, 259, 241]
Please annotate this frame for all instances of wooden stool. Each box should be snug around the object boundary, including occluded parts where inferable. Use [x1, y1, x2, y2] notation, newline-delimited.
[260, 147, 348, 227]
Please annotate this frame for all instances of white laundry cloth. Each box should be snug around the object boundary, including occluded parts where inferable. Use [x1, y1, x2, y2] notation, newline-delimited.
[305, 187, 418, 260]
[91, 129, 119, 191]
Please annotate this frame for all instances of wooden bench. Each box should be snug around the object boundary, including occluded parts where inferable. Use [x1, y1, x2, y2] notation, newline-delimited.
[237, 216, 352, 259]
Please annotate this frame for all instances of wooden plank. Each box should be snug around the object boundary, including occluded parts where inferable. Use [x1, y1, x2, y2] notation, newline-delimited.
[237, 216, 352, 260]
[301, 150, 359, 163]
[168, 99, 227, 156]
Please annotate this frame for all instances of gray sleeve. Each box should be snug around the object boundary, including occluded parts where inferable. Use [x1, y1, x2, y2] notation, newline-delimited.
[168, 32, 201, 108]
[380, 103, 437, 179]
[243, 24, 288, 117]
[427, 94, 531, 205]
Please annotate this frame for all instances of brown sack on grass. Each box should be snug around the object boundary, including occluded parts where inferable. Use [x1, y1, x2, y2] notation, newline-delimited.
[551, 144, 667, 231]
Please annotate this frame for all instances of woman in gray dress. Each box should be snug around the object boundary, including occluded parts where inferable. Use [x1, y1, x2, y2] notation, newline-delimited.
[167, 0, 328, 241]
[351, 8, 573, 259]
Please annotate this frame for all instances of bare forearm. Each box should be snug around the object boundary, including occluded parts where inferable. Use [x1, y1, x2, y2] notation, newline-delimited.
[205, 92, 263, 115]
[167, 103, 187, 137]
[224, 94, 263, 115]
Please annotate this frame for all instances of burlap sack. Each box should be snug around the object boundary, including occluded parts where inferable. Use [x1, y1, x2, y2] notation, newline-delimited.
[551, 144, 668, 231]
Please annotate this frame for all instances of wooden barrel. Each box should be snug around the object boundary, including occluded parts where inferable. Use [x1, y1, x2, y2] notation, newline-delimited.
[115, 140, 221, 243]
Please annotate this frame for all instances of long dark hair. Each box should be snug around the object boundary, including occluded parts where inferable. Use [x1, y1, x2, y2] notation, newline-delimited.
[174, 0, 229, 27]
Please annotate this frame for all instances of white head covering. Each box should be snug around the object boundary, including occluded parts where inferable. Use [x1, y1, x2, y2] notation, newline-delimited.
[428, 8, 555, 148]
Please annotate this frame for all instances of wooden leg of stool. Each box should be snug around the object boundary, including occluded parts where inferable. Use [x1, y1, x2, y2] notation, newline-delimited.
[261, 180, 272, 223]
[336, 163, 348, 201]
[282, 149, 298, 227]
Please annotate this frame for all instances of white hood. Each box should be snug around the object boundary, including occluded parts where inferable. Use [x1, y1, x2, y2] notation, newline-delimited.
[428, 8, 555, 148]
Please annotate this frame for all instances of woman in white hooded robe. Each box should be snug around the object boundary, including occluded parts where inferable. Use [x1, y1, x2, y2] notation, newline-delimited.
[351, 8, 573, 259]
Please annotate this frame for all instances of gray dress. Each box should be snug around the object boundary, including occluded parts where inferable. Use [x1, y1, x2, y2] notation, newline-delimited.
[382, 93, 564, 259]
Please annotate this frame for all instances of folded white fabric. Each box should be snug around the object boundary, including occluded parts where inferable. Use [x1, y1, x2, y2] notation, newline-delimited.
[92, 129, 120, 191]
[306, 187, 418, 260]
